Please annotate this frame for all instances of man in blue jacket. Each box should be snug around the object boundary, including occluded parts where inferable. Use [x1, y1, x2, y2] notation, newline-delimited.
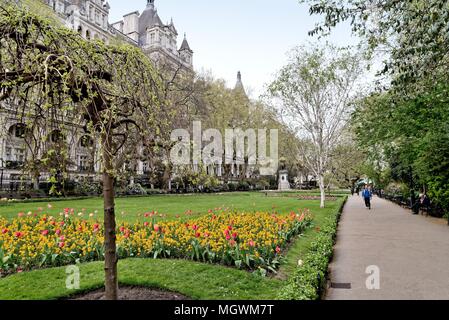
[362, 186, 373, 210]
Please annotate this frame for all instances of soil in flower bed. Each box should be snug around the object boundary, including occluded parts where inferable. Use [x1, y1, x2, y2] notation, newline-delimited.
[69, 286, 189, 300]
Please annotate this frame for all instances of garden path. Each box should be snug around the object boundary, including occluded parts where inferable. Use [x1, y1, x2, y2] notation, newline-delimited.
[326, 195, 449, 300]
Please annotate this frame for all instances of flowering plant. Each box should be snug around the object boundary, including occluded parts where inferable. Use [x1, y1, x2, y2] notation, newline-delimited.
[0, 209, 312, 277]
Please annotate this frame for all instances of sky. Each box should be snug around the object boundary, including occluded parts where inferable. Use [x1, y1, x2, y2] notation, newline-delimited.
[107, 0, 359, 98]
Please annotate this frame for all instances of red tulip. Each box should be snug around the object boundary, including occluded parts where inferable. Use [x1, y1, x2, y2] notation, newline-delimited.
[14, 232, 23, 238]
[59, 236, 65, 241]
[18, 212, 24, 218]
[275, 246, 281, 254]
[154, 224, 160, 232]
[58, 242, 65, 248]
[226, 235, 231, 241]
[232, 232, 238, 239]
[119, 226, 125, 233]
[59, 221, 65, 226]
[249, 240, 256, 247]
[144, 222, 149, 227]
[1, 228, 9, 234]
[55, 229, 62, 236]
[195, 232, 201, 238]
[41, 230, 49, 236]
[192, 224, 198, 231]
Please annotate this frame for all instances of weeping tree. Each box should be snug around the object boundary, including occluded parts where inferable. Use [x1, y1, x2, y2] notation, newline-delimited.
[0, 3, 162, 299]
[268, 44, 362, 208]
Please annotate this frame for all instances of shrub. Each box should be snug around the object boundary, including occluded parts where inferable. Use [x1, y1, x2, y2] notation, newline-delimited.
[74, 179, 101, 196]
[125, 183, 147, 196]
[277, 197, 347, 300]
[237, 181, 250, 191]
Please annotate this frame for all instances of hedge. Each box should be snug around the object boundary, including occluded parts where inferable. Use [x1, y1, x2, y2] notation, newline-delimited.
[277, 197, 347, 300]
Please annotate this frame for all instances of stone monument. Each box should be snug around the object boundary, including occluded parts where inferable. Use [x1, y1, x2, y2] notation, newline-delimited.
[278, 170, 291, 191]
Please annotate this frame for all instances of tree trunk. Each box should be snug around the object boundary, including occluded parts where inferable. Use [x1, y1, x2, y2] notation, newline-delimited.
[319, 174, 326, 208]
[102, 132, 118, 300]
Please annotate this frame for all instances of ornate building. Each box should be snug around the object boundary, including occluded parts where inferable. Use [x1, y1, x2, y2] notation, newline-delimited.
[111, 0, 193, 69]
[0, 0, 194, 191]
[43, 0, 193, 68]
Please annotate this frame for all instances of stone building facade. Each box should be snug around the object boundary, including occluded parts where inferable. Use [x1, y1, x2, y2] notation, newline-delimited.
[0, 0, 194, 190]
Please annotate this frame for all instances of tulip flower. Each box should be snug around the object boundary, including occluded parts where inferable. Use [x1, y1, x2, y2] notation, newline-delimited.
[275, 246, 281, 254]
[1, 228, 8, 234]
[154, 224, 160, 232]
[58, 242, 65, 248]
[14, 232, 23, 238]
[55, 229, 62, 236]
[41, 230, 49, 236]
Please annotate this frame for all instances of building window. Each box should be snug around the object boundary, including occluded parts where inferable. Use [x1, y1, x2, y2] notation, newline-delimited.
[79, 155, 90, 172]
[10, 124, 26, 138]
[50, 130, 64, 143]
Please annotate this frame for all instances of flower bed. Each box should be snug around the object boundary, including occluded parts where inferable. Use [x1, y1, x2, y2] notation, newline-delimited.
[0, 209, 312, 277]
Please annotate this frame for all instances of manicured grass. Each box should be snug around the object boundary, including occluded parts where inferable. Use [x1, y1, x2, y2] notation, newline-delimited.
[0, 258, 283, 300]
[0, 192, 347, 300]
[277, 197, 345, 279]
[0, 192, 330, 222]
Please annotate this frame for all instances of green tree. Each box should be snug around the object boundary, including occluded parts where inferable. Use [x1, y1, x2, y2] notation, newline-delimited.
[268, 44, 363, 207]
[0, 3, 162, 299]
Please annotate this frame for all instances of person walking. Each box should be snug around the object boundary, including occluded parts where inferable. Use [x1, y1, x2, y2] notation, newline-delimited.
[362, 186, 373, 210]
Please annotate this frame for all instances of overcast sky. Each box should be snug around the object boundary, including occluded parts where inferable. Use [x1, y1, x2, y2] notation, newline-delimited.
[107, 0, 358, 98]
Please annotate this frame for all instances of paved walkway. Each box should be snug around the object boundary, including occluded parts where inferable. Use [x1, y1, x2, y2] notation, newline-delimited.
[326, 195, 449, 300]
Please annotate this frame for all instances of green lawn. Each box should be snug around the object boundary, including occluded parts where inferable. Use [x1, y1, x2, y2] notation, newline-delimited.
[0, 192, 346, 300]
[0, 192, 335, 223]
[0, 258, 283, 300]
